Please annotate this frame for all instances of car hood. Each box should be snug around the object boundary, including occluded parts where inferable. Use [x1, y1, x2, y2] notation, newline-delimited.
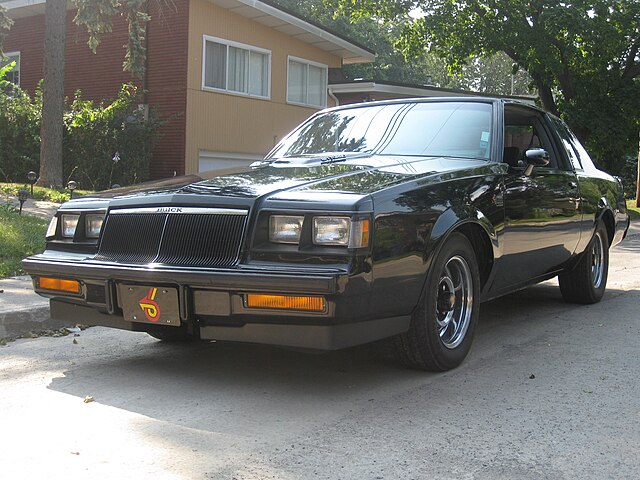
[66, 155, 491, 209]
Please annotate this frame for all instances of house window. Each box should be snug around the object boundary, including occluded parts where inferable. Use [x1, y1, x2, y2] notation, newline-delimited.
[287, 57, 328, 108]
[0, 52, 20, 87]
[202, 36, 270, 98]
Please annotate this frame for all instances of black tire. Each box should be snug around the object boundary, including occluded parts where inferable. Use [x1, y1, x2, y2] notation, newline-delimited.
[392, 233, 480, 371]
[558, 220, 609, 304]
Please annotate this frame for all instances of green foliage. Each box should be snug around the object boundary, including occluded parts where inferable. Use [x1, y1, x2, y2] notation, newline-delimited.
[64, 84, 160, 190]
[626, 199, 640, 220]
[0, 204, 47, 277]
[0, 3, 13, 53]
[328, 0, 640, 176]
[276, 0, 533, 94]
[0, 63, 42, 183]
[0, 69, 160, 190]
[74, 0, 150, 77]
[0, 183, 92, 203]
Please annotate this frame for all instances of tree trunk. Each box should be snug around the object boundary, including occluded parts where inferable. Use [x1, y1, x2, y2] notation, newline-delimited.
[38, 0, 66, 188]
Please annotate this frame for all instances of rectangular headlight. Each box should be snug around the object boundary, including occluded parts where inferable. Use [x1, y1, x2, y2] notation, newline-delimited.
[85, 214, 105, 238]
[270, 215, 304, 244]
[313, 217, 350, 246]
[61, 214, 80, 238]
[46, 216, 57, 238]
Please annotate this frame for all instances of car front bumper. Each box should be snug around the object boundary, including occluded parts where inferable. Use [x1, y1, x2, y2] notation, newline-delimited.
[23, 254, 410, 350]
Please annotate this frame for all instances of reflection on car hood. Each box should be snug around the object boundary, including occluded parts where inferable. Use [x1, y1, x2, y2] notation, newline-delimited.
[180, 155, 487, 198]
[70, 155, 489, 206]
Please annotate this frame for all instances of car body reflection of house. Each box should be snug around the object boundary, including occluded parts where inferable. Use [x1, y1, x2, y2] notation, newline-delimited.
[1, 0, 374, 177]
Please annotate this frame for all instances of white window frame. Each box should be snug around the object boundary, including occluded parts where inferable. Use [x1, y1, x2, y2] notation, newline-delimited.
[1, 51, 20, 86]
[286, 55, 328, 109]
[201, 35, 271, 100]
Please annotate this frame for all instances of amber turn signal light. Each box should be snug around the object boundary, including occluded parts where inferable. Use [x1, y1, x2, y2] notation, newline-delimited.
[37, 277, 81, 294]
[246, 294, 326, 312]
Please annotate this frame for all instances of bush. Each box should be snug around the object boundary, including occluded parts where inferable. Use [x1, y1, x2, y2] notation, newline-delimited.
[0, 63, 160, 190]
[0, 62, 41, 182]
[64, 85, 161, 190]
[619, 155, 638, 200]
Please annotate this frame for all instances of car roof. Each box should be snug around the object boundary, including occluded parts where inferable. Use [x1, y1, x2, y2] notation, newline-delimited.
[322, 96, 545, 115]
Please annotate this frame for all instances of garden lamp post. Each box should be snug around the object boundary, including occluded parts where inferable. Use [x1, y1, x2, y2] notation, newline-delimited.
[27, 171, 37, 196]
[67, 180, 77, 199]
[18, 189, 28, 215]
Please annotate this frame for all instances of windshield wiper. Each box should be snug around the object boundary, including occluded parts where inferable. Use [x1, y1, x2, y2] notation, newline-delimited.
[320, 154, 348, 164]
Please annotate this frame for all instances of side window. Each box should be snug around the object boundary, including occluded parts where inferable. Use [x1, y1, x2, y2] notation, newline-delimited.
[504, 108, 564, 169]
[548, 115, 583, 170]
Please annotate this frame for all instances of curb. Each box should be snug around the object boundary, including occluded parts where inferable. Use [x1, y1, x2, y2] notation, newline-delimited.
[0, 306, 78, 340]
[0, 276, 75, 340]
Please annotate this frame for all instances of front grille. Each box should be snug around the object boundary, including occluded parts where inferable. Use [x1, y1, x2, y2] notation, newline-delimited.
[97, 214, 165, 264]
[96, 208, 248, 267]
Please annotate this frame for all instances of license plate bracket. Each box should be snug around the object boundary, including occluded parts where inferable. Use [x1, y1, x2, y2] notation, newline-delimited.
[119, 285, 181, 326]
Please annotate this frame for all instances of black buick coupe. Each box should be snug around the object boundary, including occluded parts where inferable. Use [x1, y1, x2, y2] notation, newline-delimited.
[24, 98, 630, 371]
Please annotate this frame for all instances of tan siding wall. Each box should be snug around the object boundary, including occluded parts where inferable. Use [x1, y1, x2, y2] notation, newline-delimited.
[185, 0, 342, 173]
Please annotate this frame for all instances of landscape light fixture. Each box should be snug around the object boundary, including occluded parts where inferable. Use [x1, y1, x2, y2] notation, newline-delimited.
[67, 180, 77, 199]
[18, 189, 28, 215]
[27, 171, 37, 196]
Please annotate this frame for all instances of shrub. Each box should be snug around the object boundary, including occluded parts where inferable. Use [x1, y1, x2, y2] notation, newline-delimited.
[0, 64, 160, 190]
[64, 85, 161, 190]
[0, 62, 41, 182]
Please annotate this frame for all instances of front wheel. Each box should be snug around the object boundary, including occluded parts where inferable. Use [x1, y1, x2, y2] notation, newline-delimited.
[392, 233, 480, 371]
[558, 220, 609, 304]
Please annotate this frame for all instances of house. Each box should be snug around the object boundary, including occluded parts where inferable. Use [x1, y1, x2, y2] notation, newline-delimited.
[1, 0, 374, 178]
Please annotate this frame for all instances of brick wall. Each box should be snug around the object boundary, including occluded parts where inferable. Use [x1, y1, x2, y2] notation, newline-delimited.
[4, 4, 189, 179]
[146, 0, 189, 178]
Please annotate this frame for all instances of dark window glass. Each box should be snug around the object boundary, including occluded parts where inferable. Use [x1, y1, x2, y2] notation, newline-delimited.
[548, 116, 583, 170]
[269, 102, 493, 160]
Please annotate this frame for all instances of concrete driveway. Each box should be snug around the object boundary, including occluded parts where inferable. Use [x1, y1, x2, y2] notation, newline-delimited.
[1, 236, 639, 480]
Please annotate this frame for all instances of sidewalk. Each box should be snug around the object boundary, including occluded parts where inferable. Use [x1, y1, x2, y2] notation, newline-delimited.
[1, 197, 67, 340]
[0, 276, 67, 339]
[4, 195, 59, 219]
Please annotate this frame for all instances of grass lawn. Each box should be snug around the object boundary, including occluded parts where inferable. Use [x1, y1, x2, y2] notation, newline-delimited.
[627, 199, 640, 220]
[0, 205, 47, 277]
[0, 183, 92, 203]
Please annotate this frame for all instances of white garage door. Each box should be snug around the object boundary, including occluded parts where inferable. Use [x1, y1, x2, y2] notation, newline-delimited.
[198, 150, 264, 173]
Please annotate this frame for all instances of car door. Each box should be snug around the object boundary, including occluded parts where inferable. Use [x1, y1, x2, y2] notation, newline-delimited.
[492, 105, 582, 291]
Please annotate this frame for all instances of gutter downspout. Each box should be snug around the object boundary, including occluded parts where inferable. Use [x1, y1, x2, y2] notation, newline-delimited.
[328, 87, 339, 107]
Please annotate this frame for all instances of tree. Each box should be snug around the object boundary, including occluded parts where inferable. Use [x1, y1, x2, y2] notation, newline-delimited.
[0, 0, 149, 187]
[276, 0, 533, 95]
[329, 0, 640, 178]
[39, 0, 66, 188]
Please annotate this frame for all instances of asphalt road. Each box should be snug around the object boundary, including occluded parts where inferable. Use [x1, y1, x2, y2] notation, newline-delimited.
[1, 237, 639, 480]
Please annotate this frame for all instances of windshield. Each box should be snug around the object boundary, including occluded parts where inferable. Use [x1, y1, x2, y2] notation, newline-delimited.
[267, 102, 493, 161]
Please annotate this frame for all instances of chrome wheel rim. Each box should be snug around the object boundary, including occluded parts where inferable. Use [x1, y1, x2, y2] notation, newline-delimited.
[591, 232, 604, 289]
[436, 255, 473, 349]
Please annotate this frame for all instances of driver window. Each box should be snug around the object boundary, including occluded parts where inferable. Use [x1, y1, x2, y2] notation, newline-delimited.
[504, 107, 562, 170]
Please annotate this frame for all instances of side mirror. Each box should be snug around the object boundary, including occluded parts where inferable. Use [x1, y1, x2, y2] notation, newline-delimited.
[523, 148, 550, 176]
